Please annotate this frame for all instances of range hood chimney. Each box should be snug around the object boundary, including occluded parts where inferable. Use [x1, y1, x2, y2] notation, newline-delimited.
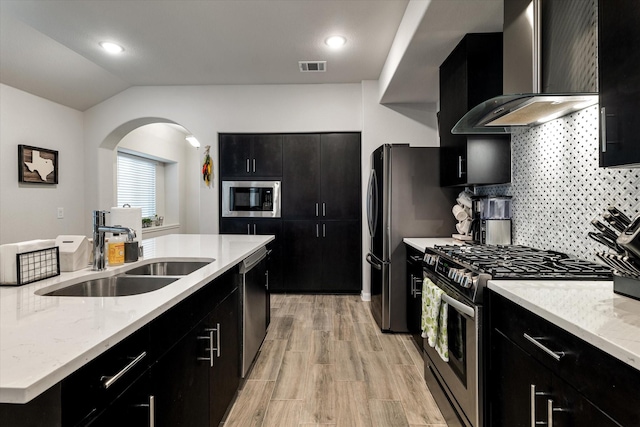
[452, 0, 598, 134]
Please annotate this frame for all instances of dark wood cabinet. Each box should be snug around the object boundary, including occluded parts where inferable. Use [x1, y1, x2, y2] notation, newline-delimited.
[0, 269, 244, 427]
[219, 134, 283, 177]
[221, 132, 362, 293]
[208, 289, 240, 426]
[598, 0, 640, 167]
[220, 218, 282, 291]
[405, 245, 423, 351]
[488, 291, 640, 427]
[283, 220, 361, 293]
[439, 33, 511, 187]
[152, 324, 210, 427]
[282, 133, 361, 220]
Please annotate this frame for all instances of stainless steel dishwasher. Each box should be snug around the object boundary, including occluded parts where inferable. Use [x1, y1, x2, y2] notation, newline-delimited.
[239, 246, 268, 378]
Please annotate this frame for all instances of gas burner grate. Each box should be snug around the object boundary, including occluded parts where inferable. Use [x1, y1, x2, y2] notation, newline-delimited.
[433, 244, 612, 280]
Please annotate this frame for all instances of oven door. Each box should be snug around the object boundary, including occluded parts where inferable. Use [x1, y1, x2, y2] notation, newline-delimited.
[221, 181, 281, 218]
[422, 269, 482, 427]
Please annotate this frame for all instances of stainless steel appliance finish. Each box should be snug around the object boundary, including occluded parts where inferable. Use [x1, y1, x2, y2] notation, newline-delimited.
[422, 244, 612, 427]
[239, 246, 268, 378]
[480, 219, 511, 245]
[222, 181, 281, 218]
[366, 144, 456, 332]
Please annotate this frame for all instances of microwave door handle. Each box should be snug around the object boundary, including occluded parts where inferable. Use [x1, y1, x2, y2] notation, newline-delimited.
[441, 293, 475, 318]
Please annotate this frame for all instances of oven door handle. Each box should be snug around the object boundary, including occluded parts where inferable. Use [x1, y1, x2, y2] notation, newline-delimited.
[441, 293, 475, 318]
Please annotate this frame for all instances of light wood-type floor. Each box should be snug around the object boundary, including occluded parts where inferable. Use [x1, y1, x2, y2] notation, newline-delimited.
[223, 294, 448, 427]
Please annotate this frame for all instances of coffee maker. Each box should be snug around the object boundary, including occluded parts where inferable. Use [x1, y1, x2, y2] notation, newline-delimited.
[471, 196, 512, 245]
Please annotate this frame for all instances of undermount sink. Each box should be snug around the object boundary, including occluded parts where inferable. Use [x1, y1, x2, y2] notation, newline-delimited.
[122, 261, 212, 276]
[38, 276, 179, 297]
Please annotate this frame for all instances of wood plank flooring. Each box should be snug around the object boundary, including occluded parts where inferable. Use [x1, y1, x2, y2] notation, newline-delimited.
[223, 294, 447, 427]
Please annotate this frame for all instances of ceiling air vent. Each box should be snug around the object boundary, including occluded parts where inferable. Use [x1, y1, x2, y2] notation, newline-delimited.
[299, 61, 326, 72]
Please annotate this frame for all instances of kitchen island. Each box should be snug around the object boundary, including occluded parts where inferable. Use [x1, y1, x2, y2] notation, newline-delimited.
[0, 233, 273, 405]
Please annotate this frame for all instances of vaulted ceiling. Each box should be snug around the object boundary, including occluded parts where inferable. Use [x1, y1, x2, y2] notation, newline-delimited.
[0, 0, 502, 111]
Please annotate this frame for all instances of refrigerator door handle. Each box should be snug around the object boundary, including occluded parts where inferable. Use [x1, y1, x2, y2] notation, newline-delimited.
[366, 252, 386, 271]
[366, 169, 378, 238]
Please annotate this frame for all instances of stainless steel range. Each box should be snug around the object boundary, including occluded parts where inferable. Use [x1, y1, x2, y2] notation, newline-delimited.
[421, 244, 612, 427]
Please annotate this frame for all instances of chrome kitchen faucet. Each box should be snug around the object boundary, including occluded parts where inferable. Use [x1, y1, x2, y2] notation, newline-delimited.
[92, 210, 136, 271]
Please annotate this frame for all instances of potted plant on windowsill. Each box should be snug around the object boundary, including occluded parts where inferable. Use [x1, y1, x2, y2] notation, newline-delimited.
[142, 218, 152, 228]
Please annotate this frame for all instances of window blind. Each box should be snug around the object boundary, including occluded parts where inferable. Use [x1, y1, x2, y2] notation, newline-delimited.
[117, 152, 156, 218]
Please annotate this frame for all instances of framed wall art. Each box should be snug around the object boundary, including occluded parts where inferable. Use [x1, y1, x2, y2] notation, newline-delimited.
[18, 145, 58, 184]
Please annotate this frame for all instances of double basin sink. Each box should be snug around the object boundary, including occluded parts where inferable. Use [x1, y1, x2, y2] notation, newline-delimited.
[37, 261, 213, 297]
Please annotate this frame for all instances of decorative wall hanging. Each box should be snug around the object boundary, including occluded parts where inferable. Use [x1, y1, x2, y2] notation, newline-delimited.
[18, 145, 58, 184]
[202, 145, 212, 187]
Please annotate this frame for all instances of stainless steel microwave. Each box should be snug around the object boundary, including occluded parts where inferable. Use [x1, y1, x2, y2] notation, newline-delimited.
[221, 181, 281, 218]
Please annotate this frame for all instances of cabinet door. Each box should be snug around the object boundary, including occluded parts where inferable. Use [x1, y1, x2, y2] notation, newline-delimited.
[490, 330, 551, 427]
[220, 134, 252, 177]
[87, 373, 152, 427]
[152, 324, 210, 427]
[405, 247, 423, 350]
[209, 289, 240, 427]
[282, 220, 321, 291]
[255, 220, 283, 292]
[320, 220, 361, 292]
[220, 218, 251, 235]
[551, 374, 621, 427]
[320, 133, 361, 220]
[252, 135, 283, 177]
[282, 134, 320, 219]
[598, 0, 640, 167]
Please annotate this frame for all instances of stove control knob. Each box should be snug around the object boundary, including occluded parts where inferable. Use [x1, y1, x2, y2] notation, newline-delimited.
[424, 254, 438, 266]
[456, 269, 469, 285]
[460, 271, 474, 288]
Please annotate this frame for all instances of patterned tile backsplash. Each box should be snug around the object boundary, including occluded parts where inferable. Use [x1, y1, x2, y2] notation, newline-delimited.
[476, 105, 640, 262]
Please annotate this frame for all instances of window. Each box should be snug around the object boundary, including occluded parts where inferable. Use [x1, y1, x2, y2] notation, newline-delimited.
[117, 151, 157, 218]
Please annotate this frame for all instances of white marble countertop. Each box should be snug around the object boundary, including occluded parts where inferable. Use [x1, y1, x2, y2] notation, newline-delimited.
[0, 234, 273, 404]
[403, 237, 463, 252]
[488, 280, 640, 371]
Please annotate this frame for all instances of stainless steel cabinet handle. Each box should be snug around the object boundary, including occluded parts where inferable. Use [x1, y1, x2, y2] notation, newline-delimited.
[265, 270, 269, 290]
[322, 223, 326, 238]
[247, 224, 251, 235]
[601, 107, 607, 153]
[411, 276, 422, 297]
[149, 395, 155, 427]
[316, 223, 319, 238]
[101, 351, 147, 389]
[458, 156, 463, 178]
[316, 203, 319, 217]
[530, 384, 550, 427]
[246, 158, 250, 173]
[197, 330, 215, 367]
[253, 224, 256, 235]
[253, 158, 256, 173]
[212, 323, 221, 358]
[523, 333, 565, 361]
[322, 203, 326, 217]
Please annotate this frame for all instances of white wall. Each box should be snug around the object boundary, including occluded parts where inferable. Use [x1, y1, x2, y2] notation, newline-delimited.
[360, 80, 439, 298]
[0, 84, 85, 244]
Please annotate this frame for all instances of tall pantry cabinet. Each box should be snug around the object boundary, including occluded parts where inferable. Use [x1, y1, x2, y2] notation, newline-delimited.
[219, 132, 362, 293]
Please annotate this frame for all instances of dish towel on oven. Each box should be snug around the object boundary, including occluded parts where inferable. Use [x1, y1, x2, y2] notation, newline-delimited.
[421, 275, 449, 362]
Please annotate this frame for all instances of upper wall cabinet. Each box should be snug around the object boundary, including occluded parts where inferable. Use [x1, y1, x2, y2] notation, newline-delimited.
[439, 33, 511, 187]
[219, 134, 283, 178]
[598, 0, 640, 167]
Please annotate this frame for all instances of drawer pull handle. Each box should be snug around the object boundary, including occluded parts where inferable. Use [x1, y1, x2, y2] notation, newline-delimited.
[524, 333, 564, 361]
[101, 351, 147, 389]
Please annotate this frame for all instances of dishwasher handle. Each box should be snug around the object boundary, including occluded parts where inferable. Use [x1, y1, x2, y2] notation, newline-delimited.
[239, 246, 268, 274]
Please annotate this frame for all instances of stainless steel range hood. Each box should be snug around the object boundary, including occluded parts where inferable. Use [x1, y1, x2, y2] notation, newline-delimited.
[452, 93, 598, 134]
[452, 0, 598, 134]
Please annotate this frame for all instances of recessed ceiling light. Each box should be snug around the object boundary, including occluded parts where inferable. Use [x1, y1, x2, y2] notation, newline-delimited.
[325, 35, 346, 48]
[99, 41, 124, 54]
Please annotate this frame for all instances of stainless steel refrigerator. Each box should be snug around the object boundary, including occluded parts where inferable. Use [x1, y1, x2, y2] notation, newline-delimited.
[366, 144, 456, 332]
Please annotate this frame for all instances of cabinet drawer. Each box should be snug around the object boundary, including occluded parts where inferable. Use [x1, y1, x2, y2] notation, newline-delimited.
[490, 292, 640, 426]
[61, 326, 149, 426]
